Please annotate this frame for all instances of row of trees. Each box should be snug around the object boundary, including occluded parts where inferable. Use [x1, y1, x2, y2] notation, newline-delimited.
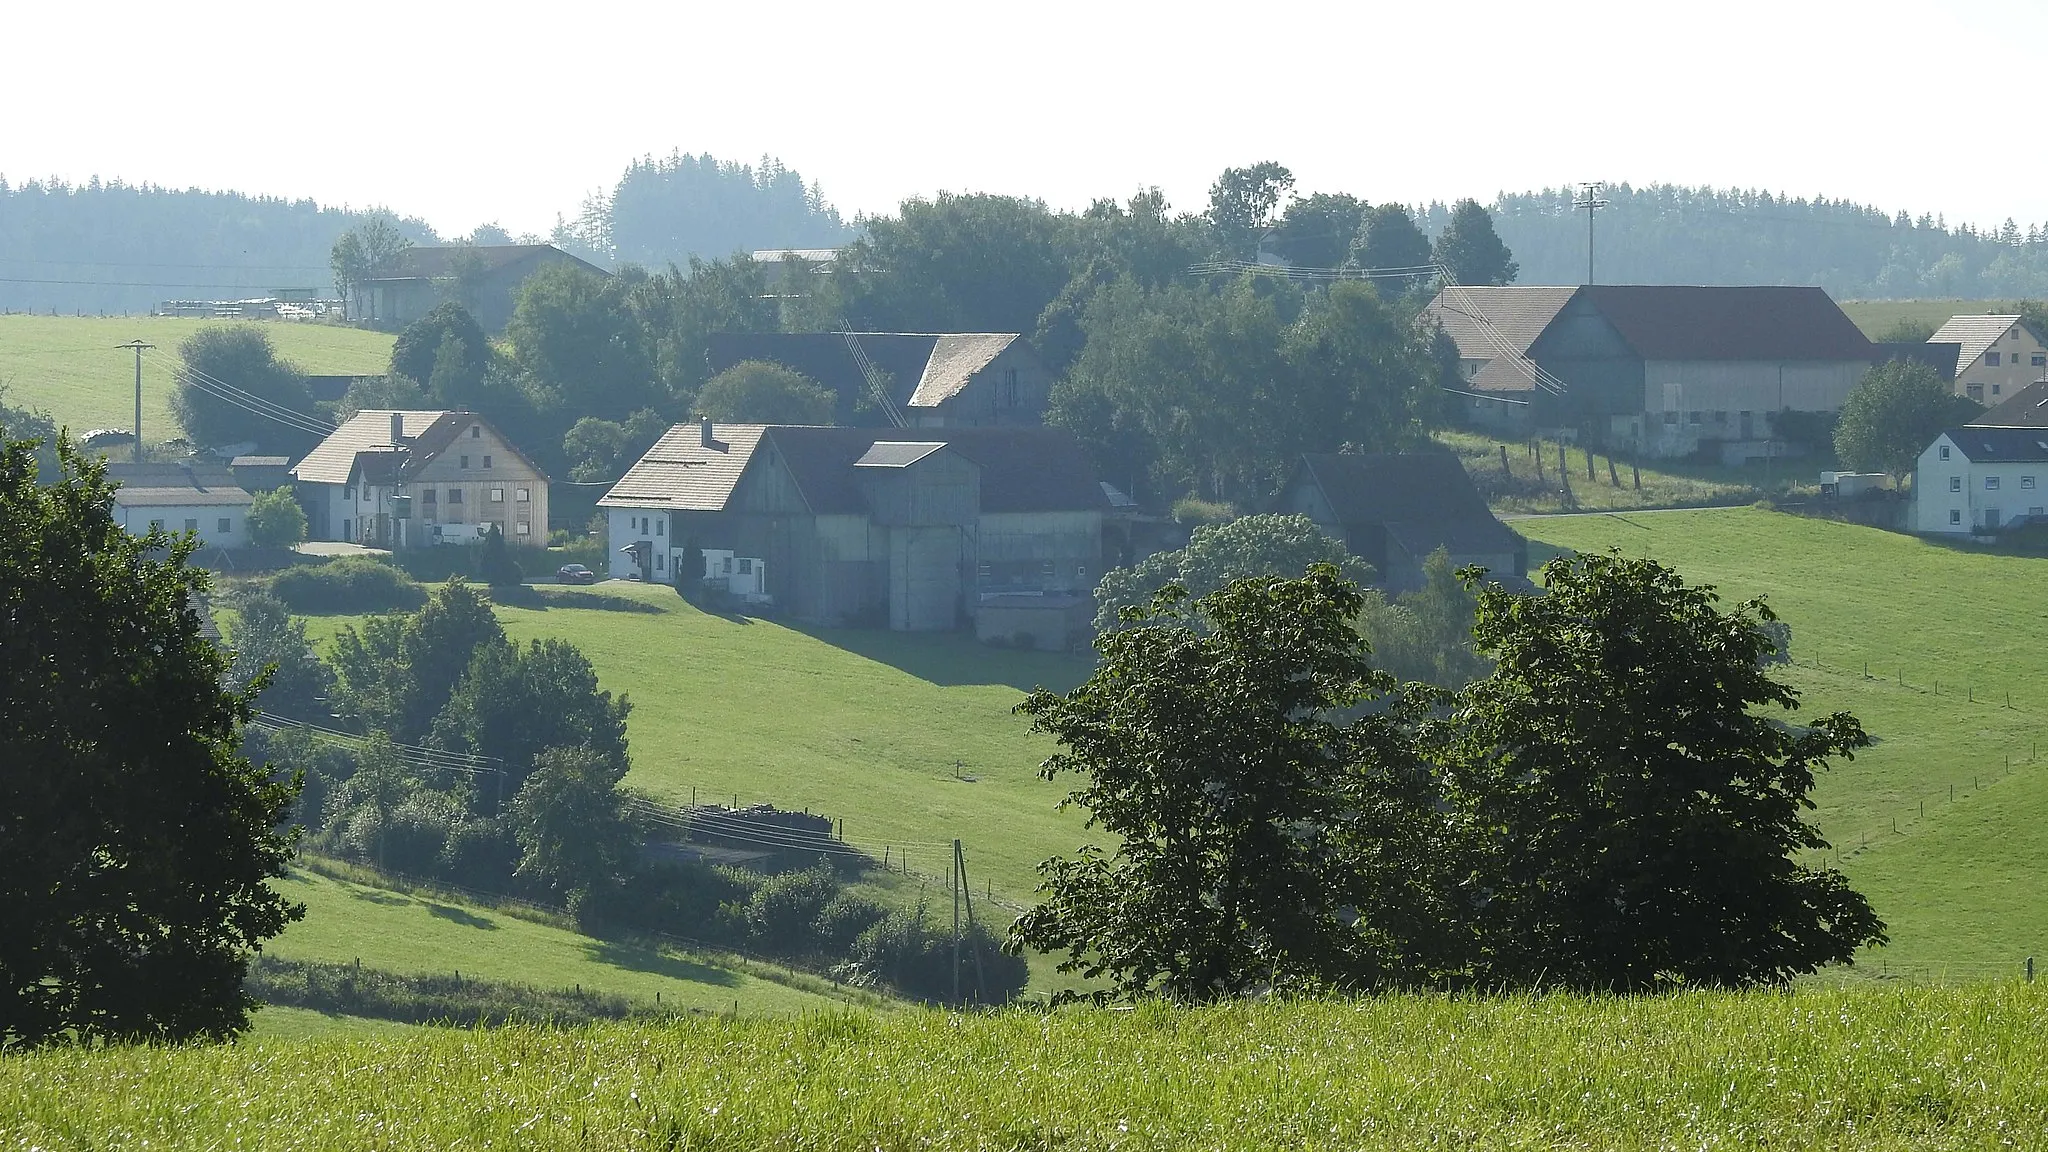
[1015, 558, 1883, 1000]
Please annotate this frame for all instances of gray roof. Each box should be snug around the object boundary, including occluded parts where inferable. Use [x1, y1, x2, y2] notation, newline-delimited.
[1574, 285, 1873, 362]
[750, 249, 841, 263]
[231, 455, 292, 468]
[104, 461, 237, 488]
[368, 244, 603, 281]
[1873, 341, 1963, 382]
[1295, 452, 1520, 556]
[1425, 286, 1579, 394]
[705, 332, 1031, 419]
[909, 334, 1020, 407]
[853, 441, 949, 468]
[290, 410, 469, 486]
[1969, 379, 2048, 429]
[113, 485, 254, 507]
[1942, 426, 2048, 463]
[598, 424, 768, 511]
[1931, 315, 2029, 373]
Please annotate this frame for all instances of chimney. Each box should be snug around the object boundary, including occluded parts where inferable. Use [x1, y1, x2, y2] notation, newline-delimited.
[699, 416, 714, 448]
[389, 411, 405, 446]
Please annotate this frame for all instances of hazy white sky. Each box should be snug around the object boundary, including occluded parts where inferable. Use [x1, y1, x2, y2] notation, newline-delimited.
[8, 0, 2043, 238]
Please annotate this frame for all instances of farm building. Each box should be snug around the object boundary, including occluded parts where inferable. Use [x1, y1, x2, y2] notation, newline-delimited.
[1968, 379, 2048, 429]
[1912, 427, 2048, 535]
[1928, 315, 2048, 407]
[705, 332, 1055, 427]
[103, 461, 254, 550]
[1273, 452, 1525, 591]
[351, 244, 605, 332]
[1426, 285, 1876, 457]
[290, 410, 550, 549]
[599, 421, 1107, 647]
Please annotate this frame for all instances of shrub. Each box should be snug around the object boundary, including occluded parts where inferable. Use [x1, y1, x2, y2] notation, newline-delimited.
[245, 486, 308, 548]
[268, 556, 426, 613]
[1170, 496, 1234, 526]
[847, 907, 1027, 1005]
[746, 864, 840, 956]
[812, 893, 889, 954]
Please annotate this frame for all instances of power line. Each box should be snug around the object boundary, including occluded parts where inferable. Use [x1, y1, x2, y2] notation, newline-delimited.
[145, 350, 336, 436]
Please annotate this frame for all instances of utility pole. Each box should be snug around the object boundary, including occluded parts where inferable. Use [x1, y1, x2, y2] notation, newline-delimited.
[951, 839, 963, 1006]
[116, 340, 154, 462]
[1573, 183, 1609, 285]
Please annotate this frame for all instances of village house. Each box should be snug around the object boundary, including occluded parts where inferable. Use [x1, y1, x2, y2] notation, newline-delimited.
[1426, 284, 1876, 458]
[1928, 315, 2048, 406]
[289, 410, 550, 549]
[705, 332, 1056, 427]
[103, 461, 254, 550]
[351, 244, 605, 333]
[1968, 379, 2048, 429]
[1911, 426, 2048, 535]
[599, 421, 1107, 648]
[1272, 452, 1525, 591]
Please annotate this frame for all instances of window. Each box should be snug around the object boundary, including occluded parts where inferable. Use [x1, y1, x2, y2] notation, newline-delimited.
[1687, 411, 1702, 425]
[1002, 368, 1020, 407]
[217, 518, 231, 534]
[2025, 476, 2037, 490]
[422, 489, 436, 504]
[1713, 411, 1728, 424]
[490, 488, 505, 503]
[482, 455, 493, 469]
[655, 519, 664, 537]
[460, 455, 470, 469]
[1987, 352, 2002, 367]
[448, 488, 463, 504]
[1968, 384, 1985, 402]
[1951, 509, 1963, 525]
[183, 518, 198, 532]
[2032, 353, 2045, 367]
[1076, 565, 1087, 582]
[343, 485, 354, 499]
[1950, 475, 1963, 492]
[516, 522, 530, 536]
[977, 562, 991, 581]
[1663, 412, 1678, 425]
[738, 558, 753, 575]
[470, 425, 481, 438]
[342, 518, 352, 537]
[1994, 384, 2004, 397]
[1940, 444, 1951, 460]
[1986, 476, 2001, 490]
[516, 487, 530, 502]
[655, 553, 664, 571]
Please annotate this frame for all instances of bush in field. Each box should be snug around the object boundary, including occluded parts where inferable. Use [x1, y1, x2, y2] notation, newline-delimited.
[847, 907, 1027, 1006]
[268, 557, 426, 614]
[244, 487, 308, 548]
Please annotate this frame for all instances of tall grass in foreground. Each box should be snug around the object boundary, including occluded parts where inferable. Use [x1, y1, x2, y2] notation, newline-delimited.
[8, 984, 2048, 1150]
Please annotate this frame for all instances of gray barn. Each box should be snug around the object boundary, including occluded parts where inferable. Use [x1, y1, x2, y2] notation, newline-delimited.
[1274, 453, 1525, 591]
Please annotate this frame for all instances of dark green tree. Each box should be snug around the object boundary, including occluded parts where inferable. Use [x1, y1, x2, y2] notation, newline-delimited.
[431, 637, 632, 807]
[389, 303, 491, 398]
[1011, 566, 1462, 1001]
[505, 262, 660, 422]
[826, 193, 1074, 336]
[1431, 199, 1518, 286]
[1833, 359, 1976, 483]
[479, 524, 522, 587]
[1, 437, 301, 1044]
[1281, 280, 1446, 451]
[1355, 548, 1491, 688]
[694, 360, 836, 424]
[1435, 551, 1886, 990]
[1872, 317, 1939, 344]
[1205, 162, 1295, 260]
[170, 326, 316, 450]
[328, 578, 505, 741]
[1352, 204, 1432, 271]
[0, 385, 60, 479]
[1269, 192, 1365, 269]
[226, 590, 334, 723]
[511, 746, 635, 899]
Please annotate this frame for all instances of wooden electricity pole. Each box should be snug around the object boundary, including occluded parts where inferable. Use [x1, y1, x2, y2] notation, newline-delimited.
[116, 340, 154, 462]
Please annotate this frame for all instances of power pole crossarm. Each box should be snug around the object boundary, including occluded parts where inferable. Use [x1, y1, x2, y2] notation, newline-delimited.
[115, 340, 156, 462]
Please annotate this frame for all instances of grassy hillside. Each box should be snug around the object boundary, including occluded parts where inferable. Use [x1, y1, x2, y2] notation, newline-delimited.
[0, 315, 392, 437]
[1520, 508, 2048, 976]
[300, 583, 1093, 908]
[12, 984, 2048, 1149]
[1840, 298, 2027, 339]
[263, 866, 859, 1023]
[1438, 429, 1823, 515]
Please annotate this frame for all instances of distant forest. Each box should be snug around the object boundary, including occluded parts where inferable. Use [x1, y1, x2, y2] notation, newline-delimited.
[1428, 184, 2048, 298]
[8, 167, 2048, 316]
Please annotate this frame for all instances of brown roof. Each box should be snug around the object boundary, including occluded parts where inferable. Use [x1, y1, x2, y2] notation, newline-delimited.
[1968, 379, 2048, 429]
[1296, 452, 1519, 556]
[1426, 286, 1578, 393]
[369, 244, 603, 281]
[1574, 285, 1872, 362]
[1930, 314, 2032, 373]
[598, 423, 769, 511]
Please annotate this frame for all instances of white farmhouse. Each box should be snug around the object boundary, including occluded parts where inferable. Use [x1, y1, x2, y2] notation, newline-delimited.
[1912, 428, 2048, 535]
[290, 410, 550, 549]
[103, 462, 255, 549]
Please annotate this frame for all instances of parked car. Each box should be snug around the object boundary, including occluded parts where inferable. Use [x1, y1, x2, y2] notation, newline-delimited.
[556, 563, 598, 585]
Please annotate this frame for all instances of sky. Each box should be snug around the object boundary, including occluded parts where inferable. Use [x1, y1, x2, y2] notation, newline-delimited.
[7, 0, 2044, 238]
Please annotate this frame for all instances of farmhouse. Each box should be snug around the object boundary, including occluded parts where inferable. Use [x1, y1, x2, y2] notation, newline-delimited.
[1968, 379, 2048, 429]
[600, 421, 1106, 646]
[351, 244, 605, 333]
[1928, 315, 2048, 406]
[1426, 285, 1875, 457]
[290, 410, 550, 549]
[103, 461, 254, 550]
[1272, 452, 1525, 590]
[1911, 427, 2048, 535]
[705, 332, 1055, 427]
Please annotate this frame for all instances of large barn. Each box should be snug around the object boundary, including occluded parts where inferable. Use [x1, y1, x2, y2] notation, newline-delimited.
[599, 421, 1109, 648]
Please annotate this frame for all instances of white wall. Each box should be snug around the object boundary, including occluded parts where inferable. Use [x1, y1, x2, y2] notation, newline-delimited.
[1913, 434, 2048, 533]
[117, 503, 249, 549]
[607, 508, 669, 579]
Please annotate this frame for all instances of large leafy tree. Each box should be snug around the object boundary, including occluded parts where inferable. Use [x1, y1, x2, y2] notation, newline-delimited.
[1833, 359, 1976, 483]
[1011, 567, 1463, 1001]
[170, 326, 317, 451]
[1352, 203, 1432, 271]
[1435, 551, 1886, 990]
[389, 303, 492, 399]
[510, 746, 635, 899]
[1269, 192, 1366, 269]
[1432, 199, 1518, 286]
[431, 637, 632, 807]
[505, 262, 661, 422]
[329, 579, 505, 741]
[226, 589, 333, 723]
[694, 360, 836, 425]
[1281, 280, 1446, 452]
[1205, 162, 1295, 261]
[244, 486, 307, 548]
[827, 193, 1074, 336]
[1092, 513, 1372, 630]
[1, 438, 301, 1044]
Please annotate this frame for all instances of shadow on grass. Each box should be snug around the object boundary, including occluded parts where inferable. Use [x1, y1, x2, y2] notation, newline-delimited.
[491, 585, 666, 613]
[341, 884, 413, 907]
[784, 623, 1092, 693]
[582, 940, 743, 988]
[427, 903, 499, 930]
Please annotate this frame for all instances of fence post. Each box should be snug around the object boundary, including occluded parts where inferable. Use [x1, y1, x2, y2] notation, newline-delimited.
[2029, 957, 2036, 983]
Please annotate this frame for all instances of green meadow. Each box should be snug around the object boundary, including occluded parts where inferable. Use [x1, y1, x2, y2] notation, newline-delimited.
[0, 314, 392, 437]
[12, 984, 2048, 1150]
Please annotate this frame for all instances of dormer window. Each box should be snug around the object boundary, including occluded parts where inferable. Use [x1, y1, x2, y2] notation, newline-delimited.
[471, 425, 481, 438]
